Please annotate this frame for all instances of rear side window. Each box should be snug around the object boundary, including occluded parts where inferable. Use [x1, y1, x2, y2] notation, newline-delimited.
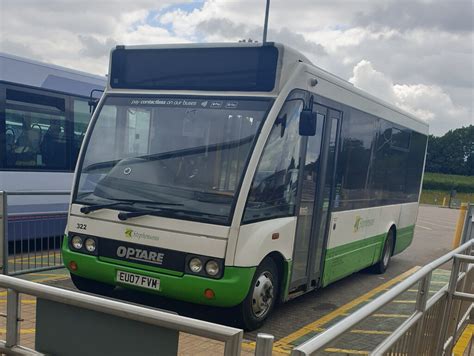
[4, 89, 68, 170]
[391, 127, 411, 151]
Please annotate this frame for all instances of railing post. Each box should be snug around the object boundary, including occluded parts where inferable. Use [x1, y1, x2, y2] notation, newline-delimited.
[5, 288, 20, 348]
[436, 255, 461, 354]
[255, 333, 274, 356]
[411, 272, 432, 355]
[223, 330, 243, 356]
[0, 191, 8, 275]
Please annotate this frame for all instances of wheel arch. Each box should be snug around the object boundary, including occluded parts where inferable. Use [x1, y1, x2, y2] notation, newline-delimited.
[388, 224, 397, 256]
[260, 251, 287, 303]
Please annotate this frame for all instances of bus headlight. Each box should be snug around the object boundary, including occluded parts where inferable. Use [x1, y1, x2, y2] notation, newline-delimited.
[71, 236, 83, 250]
[84, 238, 96, 252]
[205, 260, 219, 276]
[189, 257, 203, 273]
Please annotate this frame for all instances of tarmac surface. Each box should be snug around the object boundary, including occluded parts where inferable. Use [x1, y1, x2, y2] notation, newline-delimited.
[2, 205, 466, 355]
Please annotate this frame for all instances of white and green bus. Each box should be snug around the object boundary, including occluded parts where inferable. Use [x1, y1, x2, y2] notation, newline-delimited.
[62, 43, 428, 330]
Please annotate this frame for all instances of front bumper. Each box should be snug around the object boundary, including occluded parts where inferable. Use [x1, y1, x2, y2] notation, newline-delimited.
[61, 237, 255, 307]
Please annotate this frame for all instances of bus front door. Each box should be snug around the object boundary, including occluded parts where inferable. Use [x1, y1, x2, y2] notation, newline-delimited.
[289, 104, 341, 293]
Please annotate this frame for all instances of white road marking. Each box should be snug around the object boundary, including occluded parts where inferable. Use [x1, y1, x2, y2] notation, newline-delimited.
[416, 225, 433, 230]
[417, 219, 456, 229]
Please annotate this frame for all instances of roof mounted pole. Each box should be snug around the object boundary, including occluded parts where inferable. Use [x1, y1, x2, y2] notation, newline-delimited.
[262, 0, 270, 43]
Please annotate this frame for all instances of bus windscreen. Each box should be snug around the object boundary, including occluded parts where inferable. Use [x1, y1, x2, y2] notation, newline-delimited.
[110, 46, 279, 92]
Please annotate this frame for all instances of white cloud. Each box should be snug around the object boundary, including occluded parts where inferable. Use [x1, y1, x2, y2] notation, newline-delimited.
[0, 0, 471, 135]
[349, 60, 471, 135]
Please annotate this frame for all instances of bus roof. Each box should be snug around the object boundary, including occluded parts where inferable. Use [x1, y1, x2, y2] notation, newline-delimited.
[0, 52, 106, 97]
[107, 42, 428, 130]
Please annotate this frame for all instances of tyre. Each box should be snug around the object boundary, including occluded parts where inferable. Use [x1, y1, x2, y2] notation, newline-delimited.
[70, 273, 115, 295]
[371, 229, 395, 274]
[237, 258, 279, 331]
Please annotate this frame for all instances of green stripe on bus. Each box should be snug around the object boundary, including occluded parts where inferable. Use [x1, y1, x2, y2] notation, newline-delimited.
[393, 225, 415, 255]
[62, 237, 256, 307]
[322, 225, 415, 286]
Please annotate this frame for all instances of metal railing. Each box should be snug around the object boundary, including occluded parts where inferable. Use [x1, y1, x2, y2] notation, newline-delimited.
[290, 239, 474, 355]
[461, 203, 474, 245]
[0, 191, 70, 275]
[0, 274, 244, 355]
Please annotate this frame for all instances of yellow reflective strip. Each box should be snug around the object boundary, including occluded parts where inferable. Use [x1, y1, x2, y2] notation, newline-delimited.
[453, 324, 474, 356]
[392, 300, 416, 303]
[372, 313, 410, 318]
[0, 328, 36, 334]
[0, 299, 36, 304]
[324, 348, 369, 355]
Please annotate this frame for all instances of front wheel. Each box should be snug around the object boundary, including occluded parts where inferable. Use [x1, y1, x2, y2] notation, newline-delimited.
[237, 258, 279, 331]
[372, 229, 395, 274]
[70, 273, 115, 296]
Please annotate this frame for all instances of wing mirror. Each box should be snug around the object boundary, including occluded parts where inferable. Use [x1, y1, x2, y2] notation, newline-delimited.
[299, 109, 317, 136]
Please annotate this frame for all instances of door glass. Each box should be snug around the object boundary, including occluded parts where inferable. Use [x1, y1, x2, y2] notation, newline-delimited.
[243, 91, 305, 223]
[291, 115, 325, 284]
[313, 113, 340, 276]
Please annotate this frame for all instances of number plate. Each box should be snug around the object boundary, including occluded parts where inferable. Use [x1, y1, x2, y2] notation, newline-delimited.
[116, 271, 160, 291]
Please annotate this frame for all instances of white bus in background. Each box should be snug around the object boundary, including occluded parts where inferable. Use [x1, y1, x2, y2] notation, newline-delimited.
[0, 52, 105, 242]
[62, 43, 428, 330]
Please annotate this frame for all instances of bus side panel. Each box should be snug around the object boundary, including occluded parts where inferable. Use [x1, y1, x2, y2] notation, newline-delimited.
[234, 217, 296, 267]
[393, 202, 419, 255]
[322, 204, 407, 286]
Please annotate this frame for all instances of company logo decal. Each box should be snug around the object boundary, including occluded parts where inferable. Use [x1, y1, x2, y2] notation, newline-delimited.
[353, 216, 375, 233]
[124, 228, 160, 242]
[116, 246, 164, 265]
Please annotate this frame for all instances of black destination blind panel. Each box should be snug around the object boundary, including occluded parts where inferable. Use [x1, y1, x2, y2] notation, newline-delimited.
[110, 46, 279, 92]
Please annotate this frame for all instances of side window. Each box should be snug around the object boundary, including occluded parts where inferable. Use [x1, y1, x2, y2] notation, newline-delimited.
[82, 104, 117, 169]
[4, 89, 67, 170]
[72, 99, 91, 166]
[335, 109, 377, 210]
[391, 127, 411, 151]
[242, 91, 306, 223]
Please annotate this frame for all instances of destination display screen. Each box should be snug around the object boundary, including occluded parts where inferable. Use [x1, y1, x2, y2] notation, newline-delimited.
[110, 45, 279, 92]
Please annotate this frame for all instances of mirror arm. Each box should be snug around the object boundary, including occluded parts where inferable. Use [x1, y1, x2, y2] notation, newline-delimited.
[286, 95, 314, 112]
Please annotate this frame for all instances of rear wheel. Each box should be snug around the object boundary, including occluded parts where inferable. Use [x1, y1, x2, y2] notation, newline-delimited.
[372, 229, 395, 274]
[70, 273, 115, 296]
[237, 258, 279, 331]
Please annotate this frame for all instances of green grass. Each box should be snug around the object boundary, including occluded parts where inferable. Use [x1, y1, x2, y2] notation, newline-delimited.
[423, 172, 474, 193]
[420, 189, 473, 205]
[421, 172, 474, 205]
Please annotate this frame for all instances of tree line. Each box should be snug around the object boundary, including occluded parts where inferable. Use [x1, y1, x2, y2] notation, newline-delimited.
[425, 125, 473, 176]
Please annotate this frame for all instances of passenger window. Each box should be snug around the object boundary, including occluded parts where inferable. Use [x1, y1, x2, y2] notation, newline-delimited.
[390, 127, 411, 151]
[243, 91, 306, 223]
[4, 89, 67, 170]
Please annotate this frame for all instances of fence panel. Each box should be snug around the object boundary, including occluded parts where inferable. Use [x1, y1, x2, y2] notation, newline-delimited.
[1, 191, 70, 275]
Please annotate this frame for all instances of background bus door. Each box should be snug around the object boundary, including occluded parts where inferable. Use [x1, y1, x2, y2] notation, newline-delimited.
[289, 104, 341, 293]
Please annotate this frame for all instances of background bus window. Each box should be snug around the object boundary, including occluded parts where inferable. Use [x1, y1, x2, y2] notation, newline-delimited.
[4, 89, 67, 170]
[72, 99, 91, 164]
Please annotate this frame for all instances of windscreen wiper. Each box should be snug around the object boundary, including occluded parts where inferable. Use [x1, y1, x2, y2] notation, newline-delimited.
[80, 200, 182, 215]
[118, 209, 162, 221]
[80, 202, 125, 214]
[117, 207, 224, 221]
